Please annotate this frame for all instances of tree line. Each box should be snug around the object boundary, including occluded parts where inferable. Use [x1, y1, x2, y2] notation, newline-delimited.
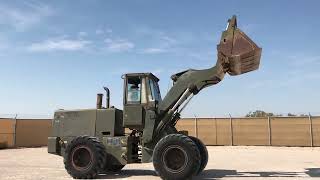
[245, 110, 309, 117]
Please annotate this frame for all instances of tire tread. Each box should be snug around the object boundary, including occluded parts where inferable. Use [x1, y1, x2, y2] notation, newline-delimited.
[64, 136, 106, 179]
[153, 134, 201, 180]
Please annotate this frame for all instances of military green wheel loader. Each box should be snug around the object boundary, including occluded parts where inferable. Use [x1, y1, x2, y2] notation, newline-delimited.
[48, 16, 262, 179]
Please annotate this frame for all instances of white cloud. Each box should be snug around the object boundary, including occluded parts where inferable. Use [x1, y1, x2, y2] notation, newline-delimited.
[0, 33, 10, 55]
[135, 31, 178, 54]
[95, 29, 104, 35]
[105, 38, 134, 52]
[28, 38, 91, 52]
[106, 28, 113, 33]
[290, 55, 320, 66]
[305, 72, 320, 80]
[152, 69, 164, 75]
[0, 2, 53, 31]
[96, 28, 112, 35]
[78, 31, 88, 37]
[140, 48, 167, 54]
[0, 37, 8, 49]
[161, 36, 177, 44]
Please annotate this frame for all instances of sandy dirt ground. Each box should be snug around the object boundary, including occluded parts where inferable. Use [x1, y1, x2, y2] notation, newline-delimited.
[0, 146, 320, 180]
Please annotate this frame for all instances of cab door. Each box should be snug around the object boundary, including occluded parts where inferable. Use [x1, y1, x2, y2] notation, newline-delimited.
[123, 76, 147, 130]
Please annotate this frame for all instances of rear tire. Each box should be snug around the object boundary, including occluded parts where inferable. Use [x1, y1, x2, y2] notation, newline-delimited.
[153, 134, 201, 180]
[64, 136, 106, 179]
[189, 136, 208, 174]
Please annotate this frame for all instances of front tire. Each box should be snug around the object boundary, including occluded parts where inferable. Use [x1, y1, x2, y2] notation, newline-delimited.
[64, 136, 106, 179]
[153, 134, 201, 180]
[189, 136, 208, 174]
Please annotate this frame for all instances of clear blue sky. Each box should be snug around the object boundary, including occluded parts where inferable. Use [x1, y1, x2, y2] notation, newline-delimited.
[0, 0, 319, 118]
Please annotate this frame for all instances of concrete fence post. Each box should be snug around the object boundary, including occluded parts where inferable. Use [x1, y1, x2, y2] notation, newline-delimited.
[194, 115, 198, 138]
[229, 114, 233, 146]
[268, 116, 271, 146]
[309, 113, 314, 147]
[13, 114, 17, 147]
[214, 117, 218, 145]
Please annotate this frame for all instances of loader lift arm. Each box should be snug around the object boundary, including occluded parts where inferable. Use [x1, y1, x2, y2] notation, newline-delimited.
[154, 15, 262, 136]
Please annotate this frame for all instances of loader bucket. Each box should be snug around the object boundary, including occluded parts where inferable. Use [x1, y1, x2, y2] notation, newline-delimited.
[217, 15, 262, 76]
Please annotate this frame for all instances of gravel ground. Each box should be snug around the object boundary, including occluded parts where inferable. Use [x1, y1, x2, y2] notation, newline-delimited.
[0, 146, 320, 180]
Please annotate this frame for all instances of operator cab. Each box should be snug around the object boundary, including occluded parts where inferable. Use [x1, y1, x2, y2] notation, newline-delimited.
[122, 73, 161, 130]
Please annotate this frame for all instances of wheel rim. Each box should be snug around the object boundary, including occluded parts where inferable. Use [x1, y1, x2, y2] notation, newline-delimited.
[162, 145, 188, 173]
[71, 145, 93, 171]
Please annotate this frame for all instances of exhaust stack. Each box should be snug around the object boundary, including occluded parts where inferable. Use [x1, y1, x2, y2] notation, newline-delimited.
[103, 87, 110, 108]
[96, 93, 103, 109]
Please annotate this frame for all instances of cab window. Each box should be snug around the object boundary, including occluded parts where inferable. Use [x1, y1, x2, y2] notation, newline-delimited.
[127, 77, 141, 104]
[148, 79, 162, 102]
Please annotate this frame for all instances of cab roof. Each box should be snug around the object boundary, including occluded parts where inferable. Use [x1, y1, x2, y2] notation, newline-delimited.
[122, 72, 159, 82]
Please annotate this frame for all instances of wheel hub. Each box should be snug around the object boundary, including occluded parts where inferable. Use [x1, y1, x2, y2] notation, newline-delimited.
[71, 145, 93, 171]
[162, 145, 188, 173]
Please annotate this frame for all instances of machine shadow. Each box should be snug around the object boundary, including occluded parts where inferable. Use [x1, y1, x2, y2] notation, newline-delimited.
[305, 168, 320, 177]
[194, 168, 320, 179]
[98, 168, 320, 179]
[98, 169, 157, 179]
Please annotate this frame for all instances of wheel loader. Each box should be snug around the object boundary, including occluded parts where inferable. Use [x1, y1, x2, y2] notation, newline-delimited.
[48, 15, 262, 179]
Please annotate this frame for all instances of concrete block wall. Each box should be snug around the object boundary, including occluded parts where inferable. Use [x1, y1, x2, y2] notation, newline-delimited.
[1, 116, 320, 148]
